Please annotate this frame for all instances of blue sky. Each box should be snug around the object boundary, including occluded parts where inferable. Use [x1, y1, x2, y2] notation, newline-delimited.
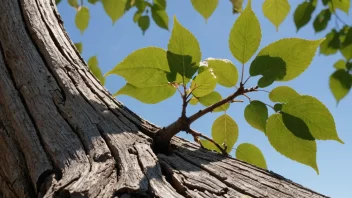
[58, 1, 351, 197]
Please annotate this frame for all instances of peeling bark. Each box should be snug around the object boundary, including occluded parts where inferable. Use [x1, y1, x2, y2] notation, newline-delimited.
[0, 0, 329, 197]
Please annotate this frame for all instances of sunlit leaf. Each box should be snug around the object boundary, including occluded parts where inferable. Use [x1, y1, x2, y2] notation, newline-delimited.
[190, 0, 218, 21]
[250, 38, 324, 87]
[102, 0, 127, 24]
[68, 0, 79, 8]
[88, 0, 99, 4]
[189, 96, 199, 105]
[105, 47, 171, 87]
[205, 58, 238, 87]
[244, 101, 268, 133]
[269, 86, 300, 103]
[329, 0, 350, 14]
[329, 69, 352, 103]
[138, 15, 150, 35]
[236, 143, 267, 169]
[74, 42, 83, 54]
[293, 1, 315, 31]
[212, 114, 238, 153]
[151, 4, 169, 30]
[266, 113, 318, 173]
[340, 27, 352, 61]
[333, 59, 346, 69]
[114, 83, 176, 104]
[229, 0, 261, 64]
[168, 17, 201, 83]
[154, 0, 166, 9]
[262, 0, 290, 31]
[191, 70, 217, 97]
[88, 56, 105, 85]
[75, 6, 90, 34]
[313, 9, 331, 33]
[197, 91, 230, 112]
[320, 29, 340, 55]
[282, 95, 343, 143]
[200, 139, 220, 152]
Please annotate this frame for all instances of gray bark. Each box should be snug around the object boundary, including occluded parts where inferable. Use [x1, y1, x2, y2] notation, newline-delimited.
[0, 0, 328, 197]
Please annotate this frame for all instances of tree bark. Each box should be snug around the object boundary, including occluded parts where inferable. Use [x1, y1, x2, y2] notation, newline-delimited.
[0, 0, 328, 197]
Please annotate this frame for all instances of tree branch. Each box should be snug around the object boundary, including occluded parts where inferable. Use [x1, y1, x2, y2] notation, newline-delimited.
[186, 128, 229, 155]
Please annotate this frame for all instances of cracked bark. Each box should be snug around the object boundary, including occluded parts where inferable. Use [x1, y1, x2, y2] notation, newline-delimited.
[0, 0, 329, 197]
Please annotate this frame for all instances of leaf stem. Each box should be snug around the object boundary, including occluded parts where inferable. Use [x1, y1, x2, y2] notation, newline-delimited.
[240, 63, 245, 86]
[187, 128, 228, 155]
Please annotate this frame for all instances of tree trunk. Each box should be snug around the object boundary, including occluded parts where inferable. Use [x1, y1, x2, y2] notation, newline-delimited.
[0, 0, 328, 197]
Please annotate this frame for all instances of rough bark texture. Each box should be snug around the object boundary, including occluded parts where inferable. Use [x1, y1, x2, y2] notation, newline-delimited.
[0, 0, 329, 197]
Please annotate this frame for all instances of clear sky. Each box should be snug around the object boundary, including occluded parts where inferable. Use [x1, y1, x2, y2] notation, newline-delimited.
[58, 1, 351, 197]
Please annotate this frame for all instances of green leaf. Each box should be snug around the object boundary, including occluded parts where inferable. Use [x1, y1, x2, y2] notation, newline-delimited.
[250, 38, 324, 87]
[282, 95, 343, 143]
[229, 0, 261, 64]
[212, 114, 239, 153]
[230, 0, 244, 13]
[88, 0, 99, 4]
[266, 113, 318, 173]
[154, 0, 166, 9]
[75, 6, 90, 34]
[244, 101, 268, 133]
[273, 103, 282, 112]
[114, 83, 176, 104]
[68, 0, 79, 8]
[197, 91, 230, 112]
[167, 17, 201, 83]
[236, 143, 267, 169]
[340, 27, 352, 61]
[269, 86, 300, 103]
[320, 29, 340, 55]
[329, 0, 350, 14]
[334, 59, 346, 69]
[329, 69, 352, 103]
[133, 11, 142, 23]
[313, 9, 331, 33]
[102, 0, 127, 24]
[206, 58, 238, 87]
[88, 56, 105, 85]
[191, 70, 217, 97]
[56, 0, 62, 5]
[262, 0, 290, 31]
[151, 4, 169, 30]
[74, 42, 83, 54]
[200, 140, 220, 152]
[322, 0, 330, 6]
[190, 0, 219, 21]
[105, 47, 171, 87]
[189, 96, 199, 105]
[293, 1, 316, 31]
[138, 15, 150, 35]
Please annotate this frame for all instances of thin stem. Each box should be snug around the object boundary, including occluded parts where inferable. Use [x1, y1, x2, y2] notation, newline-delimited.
[240, 63, 245, 85]
[256, 89, 270, 94]
[188, 86, 258, 123]
[242, 94, 251, 102]
[243, 76, 251, 85]
[187, 128, 228, 155]
[263, 102, 275, 111]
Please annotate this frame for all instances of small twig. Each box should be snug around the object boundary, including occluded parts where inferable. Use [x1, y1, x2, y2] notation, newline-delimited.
[256, 89, 270, 94]
[242, 94, 251, 102]
[231, 99, 244, 103]
[263, 102, 275, 111]
[187, 128, 228, 155]
[243, 76, 251, 85]
[176, 86, 183, 96]
[240, 63, 245, 86]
